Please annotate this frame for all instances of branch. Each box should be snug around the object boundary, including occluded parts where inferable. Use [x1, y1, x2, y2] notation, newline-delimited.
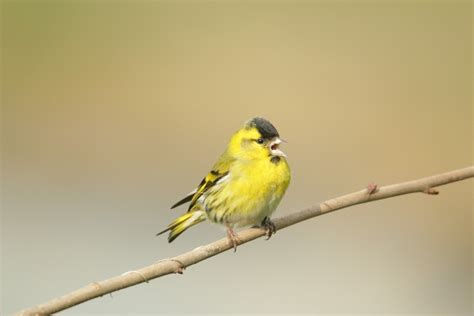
[17, 166, 474, 315]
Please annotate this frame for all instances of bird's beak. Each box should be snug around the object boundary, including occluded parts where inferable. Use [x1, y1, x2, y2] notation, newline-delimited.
[269, 137, 287, 157]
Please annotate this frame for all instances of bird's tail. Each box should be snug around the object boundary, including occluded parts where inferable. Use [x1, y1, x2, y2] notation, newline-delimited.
[157, 210, 206, 242]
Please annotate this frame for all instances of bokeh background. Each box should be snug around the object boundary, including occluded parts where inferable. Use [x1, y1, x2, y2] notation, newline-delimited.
[1, 1, 472, 315]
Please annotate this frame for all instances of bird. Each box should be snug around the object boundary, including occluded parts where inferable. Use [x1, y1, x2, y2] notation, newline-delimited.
[157, 117, 291, 251]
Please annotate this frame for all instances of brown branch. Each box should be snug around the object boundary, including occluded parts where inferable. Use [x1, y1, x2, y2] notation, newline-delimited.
[17, 166, 474, 315]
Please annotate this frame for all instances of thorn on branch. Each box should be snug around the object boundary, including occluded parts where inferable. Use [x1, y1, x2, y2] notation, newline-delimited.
[170, 259, 186, 274]
[154, 258, 186, 274]
[366, 182, 379, 194]
[423, 187, 439, 195]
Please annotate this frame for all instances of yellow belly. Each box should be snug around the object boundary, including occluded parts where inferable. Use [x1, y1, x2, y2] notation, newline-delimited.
[204, 157, 291, 227]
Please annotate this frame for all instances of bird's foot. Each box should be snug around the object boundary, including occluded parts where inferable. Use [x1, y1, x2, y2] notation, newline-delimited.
[261, 217, 277, 240]
[226, 226, 242, 252]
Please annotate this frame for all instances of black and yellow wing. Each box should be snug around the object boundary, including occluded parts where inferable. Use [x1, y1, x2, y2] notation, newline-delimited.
[170, 156, 233, 211]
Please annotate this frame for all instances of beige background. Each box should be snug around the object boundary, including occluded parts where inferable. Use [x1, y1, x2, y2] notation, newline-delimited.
[1, 1, 472, 315]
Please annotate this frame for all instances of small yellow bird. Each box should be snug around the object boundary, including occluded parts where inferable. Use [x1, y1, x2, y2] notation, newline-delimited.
[157, 117, 291, 251]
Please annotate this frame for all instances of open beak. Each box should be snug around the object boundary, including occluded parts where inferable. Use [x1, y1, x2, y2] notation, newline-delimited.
[269, 137, 287, 157]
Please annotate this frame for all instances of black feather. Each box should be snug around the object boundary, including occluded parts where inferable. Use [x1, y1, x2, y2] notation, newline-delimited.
[248, 117, 279, 140]
[170, 194, 194, 209]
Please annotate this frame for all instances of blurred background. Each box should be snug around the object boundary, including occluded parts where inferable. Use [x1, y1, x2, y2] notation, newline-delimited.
[1, 1, 472, 315]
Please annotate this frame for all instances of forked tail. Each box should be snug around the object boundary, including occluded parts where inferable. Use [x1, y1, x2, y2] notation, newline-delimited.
[157, 210, 206, 242]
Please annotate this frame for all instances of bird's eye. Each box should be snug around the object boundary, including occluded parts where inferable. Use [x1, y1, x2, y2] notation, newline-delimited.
[256, 138, 264, 144]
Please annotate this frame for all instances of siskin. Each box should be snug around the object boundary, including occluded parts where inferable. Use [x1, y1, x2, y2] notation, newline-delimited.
[157, 117, 291, 251]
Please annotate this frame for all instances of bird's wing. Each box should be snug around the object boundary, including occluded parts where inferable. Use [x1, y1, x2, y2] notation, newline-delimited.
[170, 154, 234, 211]
[186, 169, 229, 211]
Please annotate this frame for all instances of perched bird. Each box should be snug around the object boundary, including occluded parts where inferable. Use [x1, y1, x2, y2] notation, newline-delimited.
[157, 117, 291, 251]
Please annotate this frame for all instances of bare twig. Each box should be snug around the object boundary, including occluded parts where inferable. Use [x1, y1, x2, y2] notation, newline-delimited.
[17, 166, 474, 315]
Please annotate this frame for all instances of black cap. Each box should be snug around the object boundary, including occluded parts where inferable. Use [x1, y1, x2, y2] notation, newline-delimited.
[247, 117, 279, 139]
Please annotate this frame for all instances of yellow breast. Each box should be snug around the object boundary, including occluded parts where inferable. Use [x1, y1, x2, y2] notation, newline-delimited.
[205, 156, 291, 227]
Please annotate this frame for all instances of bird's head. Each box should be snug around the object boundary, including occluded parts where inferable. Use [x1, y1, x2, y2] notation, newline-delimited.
[227, 117, 286, 161]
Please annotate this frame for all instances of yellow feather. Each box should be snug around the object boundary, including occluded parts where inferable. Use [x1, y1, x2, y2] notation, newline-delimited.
[157, 211, 205, 242]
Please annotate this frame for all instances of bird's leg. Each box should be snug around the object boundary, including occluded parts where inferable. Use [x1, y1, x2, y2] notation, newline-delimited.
[261, 216, 277, 240]
[226, 225, 241, 252]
